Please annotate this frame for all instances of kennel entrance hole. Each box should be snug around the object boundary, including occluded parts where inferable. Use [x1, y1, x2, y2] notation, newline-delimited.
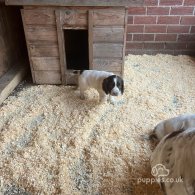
[64, 29, 89, 70]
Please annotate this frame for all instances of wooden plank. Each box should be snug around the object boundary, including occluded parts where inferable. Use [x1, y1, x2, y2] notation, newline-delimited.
[55, 10, 66, 84]
[60, 9, 87, 27]
[88, 10, 93, 70]
[29, 44, 59, 57]
[5, 0, 144, 7]
[122, 8, 128, 77]
[93, 58, 122, 72]
[22, 9, 55, 25]
[25, 25, 58, 43]
[31, 57, 60, 70]
[0, 64, 27, 105]
[65, 70, 78, 85]
[34, 70, 61, 84]
[0, 50, 9, 73]
[21, 9, 35, 82]
[93, 27, 124, 43]
[93, 9, 125, 26]
[93, 43, 123, 58]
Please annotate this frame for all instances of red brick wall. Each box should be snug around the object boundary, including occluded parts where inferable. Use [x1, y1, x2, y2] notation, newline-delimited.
[126, 0, 195, 55]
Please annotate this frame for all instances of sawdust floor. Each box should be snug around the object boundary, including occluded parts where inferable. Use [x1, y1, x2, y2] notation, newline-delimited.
[1, 54, 195, 195]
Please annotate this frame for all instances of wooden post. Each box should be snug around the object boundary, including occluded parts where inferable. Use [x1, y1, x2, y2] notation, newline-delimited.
[88, 10, 93, 70]
[56, 10, 66, 84]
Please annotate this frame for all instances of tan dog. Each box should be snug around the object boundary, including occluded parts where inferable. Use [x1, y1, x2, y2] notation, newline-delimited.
[150, 114, 195, 141]
[151, 127, 195, 195]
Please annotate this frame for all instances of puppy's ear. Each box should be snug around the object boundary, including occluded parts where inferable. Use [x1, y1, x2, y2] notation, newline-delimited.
[102, 78, 109, 94]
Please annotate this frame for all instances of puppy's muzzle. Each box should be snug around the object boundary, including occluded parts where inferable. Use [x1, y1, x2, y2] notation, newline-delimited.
[111, 91, 120, 96]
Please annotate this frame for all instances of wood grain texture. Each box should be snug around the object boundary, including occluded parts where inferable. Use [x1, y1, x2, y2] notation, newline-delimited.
[93, 27, 124, 43]
[22, 9, 55, 25]
[34, 70, 61, 84]
[29, 44, 59, 57]
[60, 9, 87, 27]
[55, 10, 66, 84]
[25, 25, 58, 43]
[31, 57, 60, 70]
[88, 10, 93, 70]
[0, 64, 27, 105]
[93, 43, 123, 58]
[93, 9, 125, 26]
[5, 0, 144, 7]
[20, 6, 127, 84]
[93, 58, 122, 71]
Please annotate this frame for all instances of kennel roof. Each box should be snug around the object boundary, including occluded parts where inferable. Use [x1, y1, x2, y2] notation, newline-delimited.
[5, 0, 143, 7]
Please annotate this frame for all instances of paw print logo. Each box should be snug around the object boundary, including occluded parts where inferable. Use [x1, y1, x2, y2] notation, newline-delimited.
[151, 164, 169, 177]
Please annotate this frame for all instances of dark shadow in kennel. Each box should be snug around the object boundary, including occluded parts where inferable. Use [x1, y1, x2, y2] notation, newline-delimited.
[64, 29, 89, 70]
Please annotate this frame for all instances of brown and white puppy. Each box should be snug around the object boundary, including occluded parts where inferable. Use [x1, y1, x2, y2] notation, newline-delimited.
[151, 127, 195, 195]
[78, 70, 124, 103]
[149, 114, 195, 141]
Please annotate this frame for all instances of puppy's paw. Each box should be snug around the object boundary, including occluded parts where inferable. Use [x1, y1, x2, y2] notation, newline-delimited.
[108, 96, 116, 105]
[109, 99, 116, 105]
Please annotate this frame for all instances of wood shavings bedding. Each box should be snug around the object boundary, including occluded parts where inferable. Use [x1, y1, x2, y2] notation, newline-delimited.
[0, 54, 195, 195]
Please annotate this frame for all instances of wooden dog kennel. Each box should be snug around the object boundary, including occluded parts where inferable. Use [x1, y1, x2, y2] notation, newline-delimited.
[6, 0, 143, 85]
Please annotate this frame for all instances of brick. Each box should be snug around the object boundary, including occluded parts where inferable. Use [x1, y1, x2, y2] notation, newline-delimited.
[191, 26, 195, 33]
[159, 0, 183, 6]
[134, 16, 156, 24]
[127, 25, 144, 33]
[144, 42, 165, 49]
[144, 0, 158, 5]
[165, 43, 187, 49]
[155, 34, 177, 41]
[133, 34, 155, 41]
[126, 42, 144, 49]
[170, 7, 194, 15]
[158, 16, 180, 24]
[184, 0, 195, 6]
[167, 26, 190, 33]
[126, 34, 132, 41]
[181, 16, 195, 25]
[178, 34, 195, 41]
[147, 7, 170, 15]
[128, 16, 133, 24]
[128, 7, 146, 15]
[145, 25, 167, 33]
[187, 43, 195, 49]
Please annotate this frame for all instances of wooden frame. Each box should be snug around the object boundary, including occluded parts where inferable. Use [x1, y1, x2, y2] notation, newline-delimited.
[21, 9, 35, 82]
[88, 10, 93, 70]
[6, 0, 144, 7]
[56, 9, 92, 84]
[55, 10, 66, 84]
